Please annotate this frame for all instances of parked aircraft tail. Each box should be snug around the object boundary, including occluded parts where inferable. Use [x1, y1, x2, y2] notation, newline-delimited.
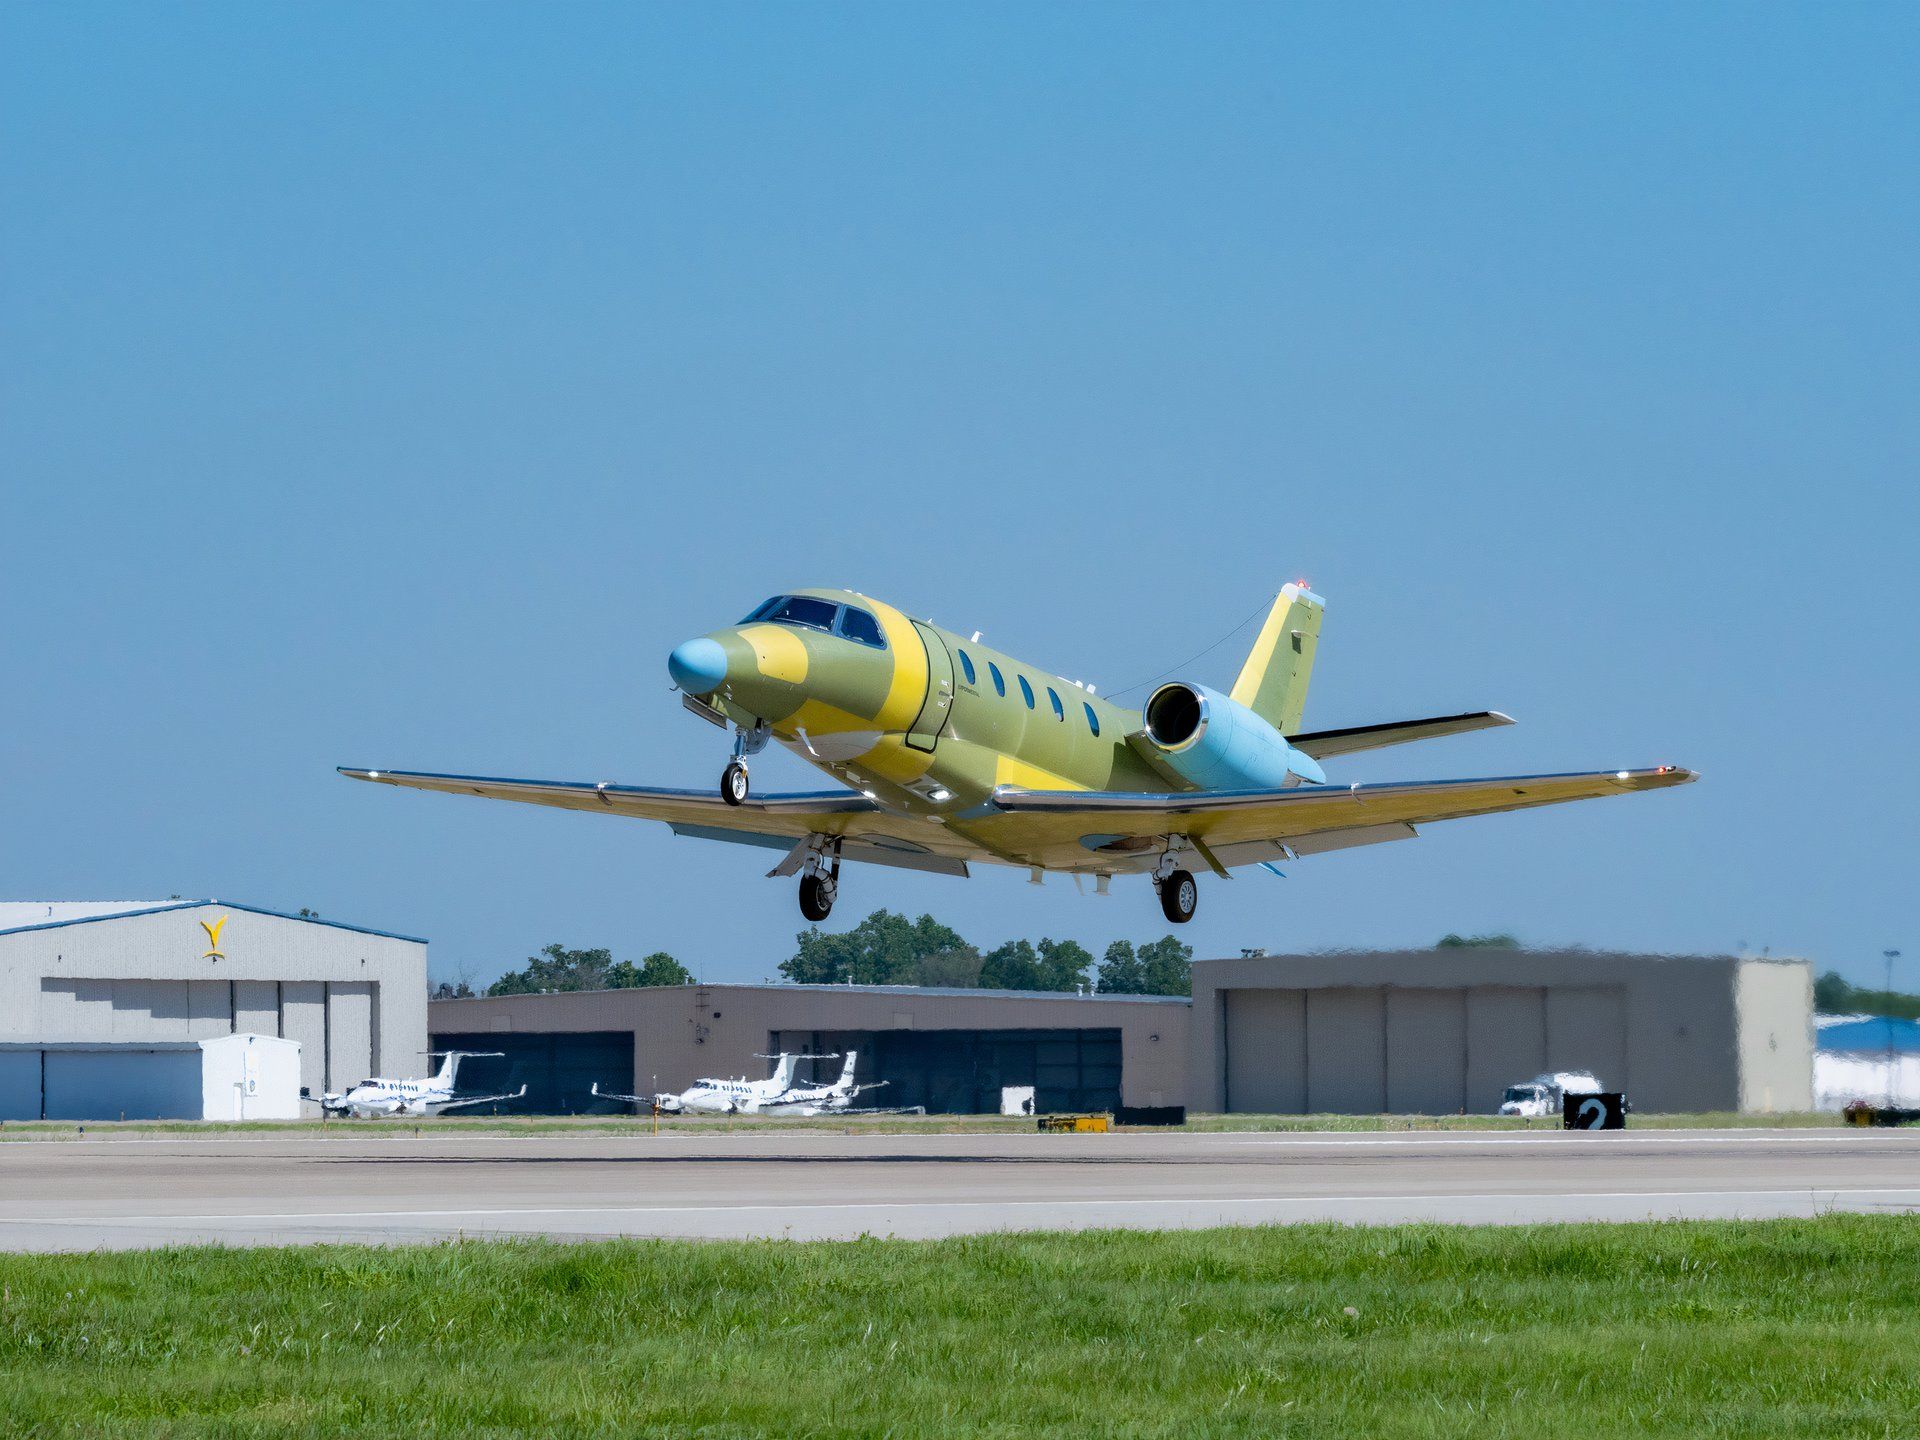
[1230, 583, 1323, 734]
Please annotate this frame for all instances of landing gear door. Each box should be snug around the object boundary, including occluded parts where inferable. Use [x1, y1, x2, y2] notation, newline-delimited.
[906, 621, 955, 753]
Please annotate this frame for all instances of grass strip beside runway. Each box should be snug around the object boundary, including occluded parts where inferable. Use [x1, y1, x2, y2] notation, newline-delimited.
[2, 1215, 1916, 1437]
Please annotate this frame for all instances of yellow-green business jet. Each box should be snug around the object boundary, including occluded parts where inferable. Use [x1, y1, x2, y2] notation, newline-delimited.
[341, 585, 1693, 925]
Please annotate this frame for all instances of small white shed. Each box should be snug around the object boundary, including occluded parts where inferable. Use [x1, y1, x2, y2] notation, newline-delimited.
[0, 1033, 303, 1121]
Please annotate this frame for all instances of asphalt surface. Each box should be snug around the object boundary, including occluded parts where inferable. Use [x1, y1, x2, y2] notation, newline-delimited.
[2, 1128, 1917, 1251]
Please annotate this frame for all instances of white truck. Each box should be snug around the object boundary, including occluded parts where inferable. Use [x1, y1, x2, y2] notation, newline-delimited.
[1499, 1071, 1603, 1118]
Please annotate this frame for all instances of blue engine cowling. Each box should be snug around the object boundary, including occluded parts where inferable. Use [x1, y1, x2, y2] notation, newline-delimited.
[1139, 682, 1326, 790]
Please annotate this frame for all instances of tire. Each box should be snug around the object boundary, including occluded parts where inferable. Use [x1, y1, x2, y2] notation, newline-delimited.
[721, 760, 750, 806]
[799, 872, 835, 922]
[1159, 868, 1197, 924]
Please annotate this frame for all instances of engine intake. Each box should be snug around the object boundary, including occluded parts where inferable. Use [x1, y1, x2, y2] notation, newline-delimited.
[1144, 683, 1207, 750]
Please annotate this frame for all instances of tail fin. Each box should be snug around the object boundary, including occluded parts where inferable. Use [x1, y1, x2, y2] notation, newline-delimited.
[834, 1051, 859, 1093]
[1230, 583, 1323, 734]
[431, 1052, 459, 1088]
[769, 1054, 799, 1091]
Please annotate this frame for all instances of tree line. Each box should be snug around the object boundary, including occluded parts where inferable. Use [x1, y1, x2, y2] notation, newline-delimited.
[779, 910, 1193, 995]
[1815, 972, 1920, 1021]
[470, 944, 693, 997]
[440, 913, 1195, 998]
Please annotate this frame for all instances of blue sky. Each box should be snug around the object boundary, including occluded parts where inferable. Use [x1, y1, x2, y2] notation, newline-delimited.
[3, 5, 1913, 988]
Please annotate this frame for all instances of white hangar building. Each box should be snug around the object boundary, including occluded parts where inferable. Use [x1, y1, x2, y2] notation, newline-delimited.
[0, 901, 427, 1102]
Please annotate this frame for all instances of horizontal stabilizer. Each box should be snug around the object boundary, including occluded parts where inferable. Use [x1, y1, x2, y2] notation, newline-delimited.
[1289, 711, 1514, 759]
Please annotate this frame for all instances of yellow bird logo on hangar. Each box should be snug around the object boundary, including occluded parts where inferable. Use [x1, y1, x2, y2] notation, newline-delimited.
[200, 915, 228, 959]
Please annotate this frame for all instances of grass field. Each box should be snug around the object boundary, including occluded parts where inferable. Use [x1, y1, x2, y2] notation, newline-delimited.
[0, 1109, 1849, 1140]
[3, 1216, 1916, 1437]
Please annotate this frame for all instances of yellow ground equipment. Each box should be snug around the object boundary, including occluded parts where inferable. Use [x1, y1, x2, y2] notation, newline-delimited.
[1037, 1113, 1110, 1133]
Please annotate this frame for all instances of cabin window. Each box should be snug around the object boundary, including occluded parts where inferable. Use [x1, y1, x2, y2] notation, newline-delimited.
[1018, 675, 1035, 709]
[1084, 702, 1100, 736]
[958, 650, 977, 685]
[988, 662, 1006, 698]
[757, 595, 839, 634]
[836, 606, 887, 649]
[1047, 687, 1064, 720]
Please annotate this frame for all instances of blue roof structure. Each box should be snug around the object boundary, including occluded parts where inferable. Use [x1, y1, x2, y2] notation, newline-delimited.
[0, 899, 425, 945]
[1818, 1016, 1920, 1054]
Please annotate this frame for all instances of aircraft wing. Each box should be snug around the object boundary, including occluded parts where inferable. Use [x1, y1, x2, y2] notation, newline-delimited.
[435, 1085, 528, 1113]
[985, 767, 1694, 872]
[1288, 711, 1514, 759]
[339, 768, 973, 876]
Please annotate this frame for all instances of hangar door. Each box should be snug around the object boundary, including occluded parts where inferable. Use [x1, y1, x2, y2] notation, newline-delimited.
[771, 1028, 1123, 1114]
[1225, 985, 1628, 1114]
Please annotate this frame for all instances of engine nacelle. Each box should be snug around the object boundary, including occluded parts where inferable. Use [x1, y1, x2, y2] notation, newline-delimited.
[1139, 682, 1326, 791]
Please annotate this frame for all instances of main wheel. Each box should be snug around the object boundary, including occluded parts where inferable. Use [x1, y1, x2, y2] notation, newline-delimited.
[799, 872, 836, 922]
[721, 760, 750, 806]
[1158, 868, 1198, 924]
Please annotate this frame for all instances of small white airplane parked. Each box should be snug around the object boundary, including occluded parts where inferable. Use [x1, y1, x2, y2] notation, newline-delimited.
[759, 1051, 889, 1117]
[308, 1051, 527, 1118]
[592, 1052, 838, 1115]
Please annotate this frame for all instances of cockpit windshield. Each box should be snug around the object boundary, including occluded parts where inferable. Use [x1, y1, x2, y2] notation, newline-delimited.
[741, 594, 838, 633]
[740, 595, 888, 650]
[1503, 1086, 1542, 1103]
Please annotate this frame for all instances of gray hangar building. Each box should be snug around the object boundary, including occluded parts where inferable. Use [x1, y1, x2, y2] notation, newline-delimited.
[0, 901, 428, 1105]
[430, 949, 1812, 1117]
[430, 983, 1190, 1116]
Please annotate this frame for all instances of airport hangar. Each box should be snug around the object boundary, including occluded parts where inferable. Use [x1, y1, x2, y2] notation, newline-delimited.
[431, 949, 1813, 1117]
[0, 901, 427, 1115]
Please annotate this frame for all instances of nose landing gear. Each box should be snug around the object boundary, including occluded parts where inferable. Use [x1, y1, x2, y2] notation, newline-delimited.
[719, 720, 771, 807]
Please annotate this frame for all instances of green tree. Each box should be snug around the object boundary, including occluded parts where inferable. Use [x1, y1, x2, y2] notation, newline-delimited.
[913, 944, 984, 988]
[1436, 932, 1520, 949]
[486, 944, 613, 996]
[1139, 935, 1194, 996]
[605, 951, 692, 988]
[1096, 940, 1147, 994]
[1036, 938, 1095, 992]
[980, 939, 1044, 990]
[781, 910, 968, 986]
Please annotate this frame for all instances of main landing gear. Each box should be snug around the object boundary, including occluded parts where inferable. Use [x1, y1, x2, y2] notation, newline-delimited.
[719, 720, 771, 806]
[799, 840, 841, 921]
[1154, 867, 1198, 924]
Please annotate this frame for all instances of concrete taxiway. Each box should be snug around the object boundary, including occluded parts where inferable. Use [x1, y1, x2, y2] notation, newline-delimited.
[2, 1128, 1916, 1251]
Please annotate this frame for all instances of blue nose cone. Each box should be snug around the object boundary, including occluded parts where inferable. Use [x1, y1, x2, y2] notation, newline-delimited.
[668, 637, 729, 696]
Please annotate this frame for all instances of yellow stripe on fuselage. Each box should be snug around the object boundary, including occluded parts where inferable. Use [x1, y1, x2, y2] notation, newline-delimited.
[867, 598, 929, 733]
[739, 624, 810, 686]
[993, 753, 1087, 792]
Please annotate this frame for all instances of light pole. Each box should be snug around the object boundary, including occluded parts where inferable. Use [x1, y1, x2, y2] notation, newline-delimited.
[1886, 950, 1903, 1109]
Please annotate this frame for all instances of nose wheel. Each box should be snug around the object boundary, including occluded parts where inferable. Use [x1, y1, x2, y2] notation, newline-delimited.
[1156, 868, 1198, 924]
[719, 720, 770, 805]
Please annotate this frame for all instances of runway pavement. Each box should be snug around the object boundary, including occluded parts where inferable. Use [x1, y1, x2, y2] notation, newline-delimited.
[2, 1127, 1917, 1251]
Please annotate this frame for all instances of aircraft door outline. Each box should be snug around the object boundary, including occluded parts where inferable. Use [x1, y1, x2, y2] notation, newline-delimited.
[906, 621, 955, 753]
